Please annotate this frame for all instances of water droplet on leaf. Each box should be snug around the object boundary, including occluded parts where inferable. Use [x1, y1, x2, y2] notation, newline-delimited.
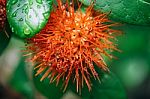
[11, 0, 18, 5]
[11, 27, 15, 32]
[17, 3, 20, 7]
[19, 18, 23, 21]
[43, 12, 50, 20]
[24, 28, 31, 35]
[12, 12, 17, 17]
[36, 0, 42, 4]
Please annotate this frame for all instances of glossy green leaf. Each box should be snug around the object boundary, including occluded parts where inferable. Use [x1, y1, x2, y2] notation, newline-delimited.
[80, 0, 150, 25]
[9, 58, 34, 99]
[33, 69, 64, 99]
[69, 80, 91, 99]
[90, 71, 127, 99]
[0, 21, 12, 55]
[69, 69, 126, 99]
[6, 0, 53, 38]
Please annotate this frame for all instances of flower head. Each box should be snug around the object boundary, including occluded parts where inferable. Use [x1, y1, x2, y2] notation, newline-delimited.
[25, 0, 121, 92]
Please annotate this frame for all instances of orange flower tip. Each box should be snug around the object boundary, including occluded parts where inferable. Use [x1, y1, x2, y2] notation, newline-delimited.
[35, 73, 39, 77]
[40, 78, 44, 82]
[25, 0, 121, 93]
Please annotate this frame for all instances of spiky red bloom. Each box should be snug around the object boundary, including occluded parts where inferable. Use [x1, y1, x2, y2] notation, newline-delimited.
[25, 0, 121, 92]
[0, 0, 6, 30]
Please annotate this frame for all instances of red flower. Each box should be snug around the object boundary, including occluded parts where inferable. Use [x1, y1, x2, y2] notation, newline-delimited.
[25, 0, 121, 93]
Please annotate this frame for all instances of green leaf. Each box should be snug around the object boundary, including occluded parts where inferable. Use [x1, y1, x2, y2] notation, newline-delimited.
[0, 21, 12, 55]
[33, 69, 64, 99]
[80, 0, 150, 25]
[33, 67, 126, 99]
[69, 81, 91, 99]
[9, 58, 34, 99]
[113, 24, 150, 57]
[6, 0, 53, 38]
[90, 71, 127, 99]
[65, 66, 126, 99]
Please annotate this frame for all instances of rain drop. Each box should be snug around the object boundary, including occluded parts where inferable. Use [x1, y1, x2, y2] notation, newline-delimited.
[19, 18, 23, 21]
[37, 5, 41, 8]
[36, 0, 42, 4]
[12, 11, 17, 17]
[17, 3, 20, 7]
[24, 28, 31, 35]
[11, 0, 18, 5]
[29, 1, 33, 5]
[11, 27, 15, 32]
[43, 12, 50, 20]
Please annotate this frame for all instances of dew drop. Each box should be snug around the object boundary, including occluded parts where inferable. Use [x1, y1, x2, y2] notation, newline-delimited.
[22, 9, 24, 13]
[24, 28, 31, 35]
[17, 3, 20, 7]
[38, 23, 43, 29]
[11, 0, 18, 5]
[12, 11, 17, 17]
[7, 9, 9, 13]
[29, 1, 33, 5]
[11, 27, 14, 32]
[25, 7, 29, 14]
[19, 18, 23, 21]
[6, 3, 9, 6]
[37, 5, 41, 8]
[36, 0, 42, 4]
[47, 1, 52, 5]
[43, 12, 50, 20]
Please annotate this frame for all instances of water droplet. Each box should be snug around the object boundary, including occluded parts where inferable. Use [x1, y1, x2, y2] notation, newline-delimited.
[22, 9, 24, 13]
[11, 27, 14, 32]
[37, 5, 41, 8]
[6, 3, 9, 6]
[17, 3, 20, 7]
[29, 1, 33, 5]
[7, 9, 9, 13]
[38, 23, 43, 29]
[43, 12, 50, 20]
[47, 1, 52, 5]
[12, 11, 17, 17]
[12, 0, 18, 5]
[25, 7, 29, 14]
[19, 18, 23, 21]
[36, 0, 42, 4]
[24, 28, 31, 35]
